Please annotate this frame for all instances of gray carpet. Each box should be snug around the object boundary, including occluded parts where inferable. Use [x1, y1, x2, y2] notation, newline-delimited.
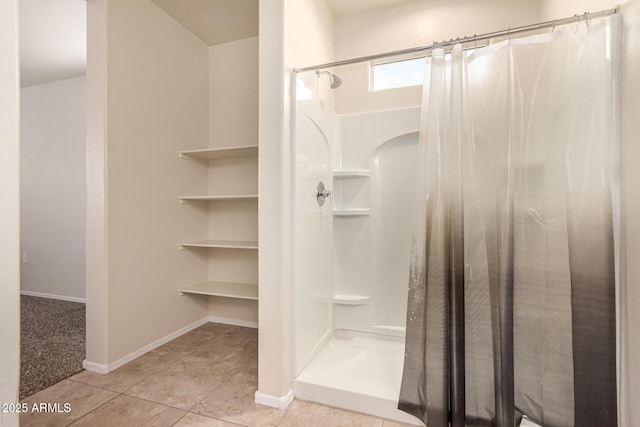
[20, 295, 86, 399]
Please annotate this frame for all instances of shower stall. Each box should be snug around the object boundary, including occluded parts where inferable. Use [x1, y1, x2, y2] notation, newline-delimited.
[289, 8, 620, 426]
[291, 64, 423, 424]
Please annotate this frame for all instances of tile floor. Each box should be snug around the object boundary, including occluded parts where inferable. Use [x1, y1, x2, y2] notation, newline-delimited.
[20, 323, 415, 426]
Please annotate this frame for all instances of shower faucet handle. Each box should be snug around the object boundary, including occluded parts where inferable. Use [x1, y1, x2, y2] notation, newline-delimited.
[316, 182, 332, 207]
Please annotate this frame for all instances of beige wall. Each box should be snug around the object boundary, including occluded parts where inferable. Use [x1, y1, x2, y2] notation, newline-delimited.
[21, 75, 86, 301]
[209, 37, 259, 149]
[86, 0, 211, 366]
[106, 0, 210, 362]
[0, 0, 20, 424]
[540, 0, 618, 20]
[285, 0, 335, 68]
[333, 0, 541, 113]
[335, 0, 540, 59]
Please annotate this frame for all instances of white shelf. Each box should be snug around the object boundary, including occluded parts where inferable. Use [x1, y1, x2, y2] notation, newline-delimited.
[333, 170, 370, 179]
[179, 195, 258, 202]
[333, 294, 371, 305]
[179, 281, 258, 300]
[179, 145, 258, 161]
[179, 240, 259, 250]
[333, 209, 371, 217]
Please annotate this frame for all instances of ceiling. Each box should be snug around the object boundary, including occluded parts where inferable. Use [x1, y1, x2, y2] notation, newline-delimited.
[18, 0, 413, 88]
[149, 0, 415, 45]
[326, 0, 417, 17]
[150, 0, 258, 46]
[20, 0, 86, 88]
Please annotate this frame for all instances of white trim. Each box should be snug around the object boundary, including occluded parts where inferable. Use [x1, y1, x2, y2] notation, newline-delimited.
[83, 317, 209, 374]
[208, 315, 258, 329]
[21, 290, 86, 303]
[82, 360, 109, 374]
[293, 380, 421, 425]
[108, 317, 209, 371]
[254, 389, 294, 409]
[82, 316, 256, 375]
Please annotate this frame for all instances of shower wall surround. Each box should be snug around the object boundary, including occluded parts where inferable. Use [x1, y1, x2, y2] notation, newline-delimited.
[292, 71, 422, 423]
[293, 74, 422, 361]
[332, 108, 420, 335]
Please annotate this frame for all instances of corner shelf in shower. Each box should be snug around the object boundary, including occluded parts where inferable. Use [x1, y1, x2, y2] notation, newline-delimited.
[179, 280, 258, 300]
[333, 208, 371, 217]
[179, 240, 259, 250]
[179, 145, 259, 160]
[178, 194, 258, 203]
[333, 294, 371, 305]
[333, 170, 370, 179]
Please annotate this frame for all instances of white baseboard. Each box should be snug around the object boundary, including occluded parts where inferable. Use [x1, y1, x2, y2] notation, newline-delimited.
[83, 317, 209, 374]
[21, 290, 86, 304]
[255, 389, 294, 409]
[82, 360, 109, 374]
[208, 315, 258, 329]
[108, 317, 209, 371]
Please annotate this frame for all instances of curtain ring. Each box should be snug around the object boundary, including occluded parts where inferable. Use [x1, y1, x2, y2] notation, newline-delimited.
[573, 15, 579, 34]
[573, 13, 581, 34]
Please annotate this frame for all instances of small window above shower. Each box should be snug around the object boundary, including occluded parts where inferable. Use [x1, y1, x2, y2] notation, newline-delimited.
[371, 57, 425, 91]
[371, 49, 478, 91]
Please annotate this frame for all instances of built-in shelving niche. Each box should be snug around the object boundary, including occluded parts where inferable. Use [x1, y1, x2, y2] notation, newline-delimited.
[332, 169, 370, 218]
[178, 144, 258, 305]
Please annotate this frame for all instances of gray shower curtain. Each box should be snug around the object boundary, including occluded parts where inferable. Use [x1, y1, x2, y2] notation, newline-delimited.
[399, 16, 619, 427]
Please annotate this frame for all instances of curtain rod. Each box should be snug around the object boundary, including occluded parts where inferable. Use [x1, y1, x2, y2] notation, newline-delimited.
[293, 5, 620, 73]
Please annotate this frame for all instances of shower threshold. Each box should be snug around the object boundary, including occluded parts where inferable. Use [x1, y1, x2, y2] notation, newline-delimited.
[293, 329, 422, 425]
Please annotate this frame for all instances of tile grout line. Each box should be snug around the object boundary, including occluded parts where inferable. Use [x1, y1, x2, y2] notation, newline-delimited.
[64, 353, 193, 425]
[170, 411, 189, 427]
[275, 397, 295, 426]
[66, 377, 129, 394]
[67, 392, 192, 426]
[69, 351, 190, 396]
[51, 325, 261, 426]
[63, 388, 122, 427]
[118, 391, 196, 413]
[183, 410, 248, 427]
[119, 356, 257, 414]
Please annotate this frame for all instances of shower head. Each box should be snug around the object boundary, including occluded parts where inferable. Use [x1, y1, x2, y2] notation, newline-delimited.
[316, 70, 342, 89]
[330, 74, 342, 89]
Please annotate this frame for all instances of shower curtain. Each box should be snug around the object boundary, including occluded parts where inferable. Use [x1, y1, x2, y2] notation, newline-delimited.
[399, 16, 619, 427]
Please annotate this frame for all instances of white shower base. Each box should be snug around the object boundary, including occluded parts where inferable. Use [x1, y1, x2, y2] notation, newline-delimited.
[293, 330, 423, 425]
